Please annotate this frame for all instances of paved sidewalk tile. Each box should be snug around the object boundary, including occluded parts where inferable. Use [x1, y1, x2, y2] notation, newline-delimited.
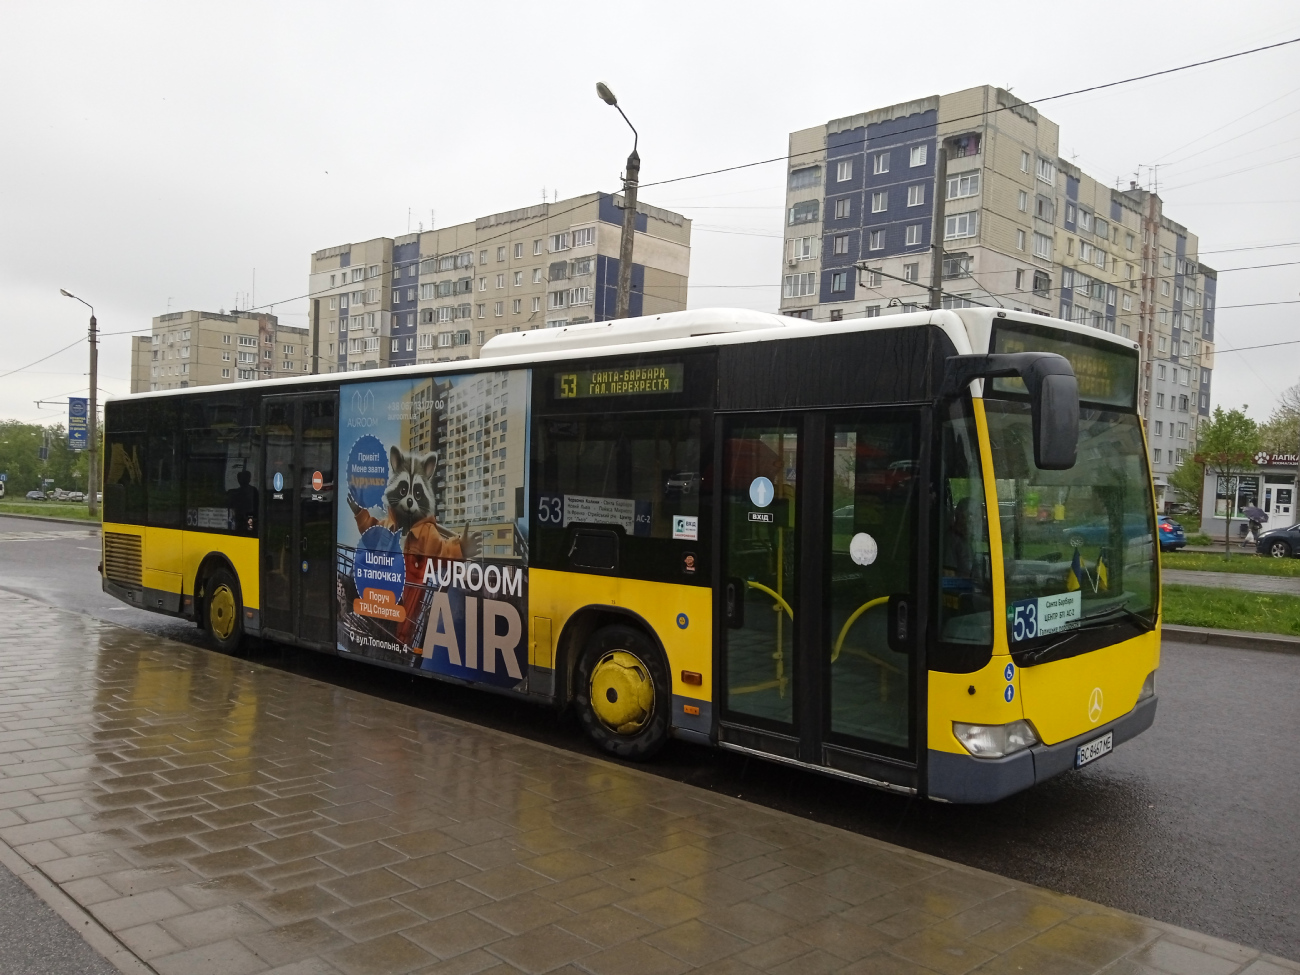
[0, 591, 1296, 975]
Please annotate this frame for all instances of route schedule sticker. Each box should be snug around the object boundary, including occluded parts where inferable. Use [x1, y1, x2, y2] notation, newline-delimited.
[1009, 591, 1081, 642]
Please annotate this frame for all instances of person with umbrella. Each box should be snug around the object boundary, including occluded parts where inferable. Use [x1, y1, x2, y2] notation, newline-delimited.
[1243, 504, 1268, 548]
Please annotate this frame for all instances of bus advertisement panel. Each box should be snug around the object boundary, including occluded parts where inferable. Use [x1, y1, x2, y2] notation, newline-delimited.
[335, 370, 531, 690]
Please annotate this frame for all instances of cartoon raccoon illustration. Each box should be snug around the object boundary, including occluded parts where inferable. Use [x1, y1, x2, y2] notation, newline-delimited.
[348, 445, 477, 560]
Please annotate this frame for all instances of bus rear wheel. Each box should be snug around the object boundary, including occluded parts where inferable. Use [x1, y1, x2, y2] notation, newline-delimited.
[202, 567, 244, 655]
[575, 625, 670, 761]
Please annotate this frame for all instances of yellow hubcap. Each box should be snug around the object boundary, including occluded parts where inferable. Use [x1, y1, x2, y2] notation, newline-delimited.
[209, 585, 236, 640]
[589, 650, 654, 735]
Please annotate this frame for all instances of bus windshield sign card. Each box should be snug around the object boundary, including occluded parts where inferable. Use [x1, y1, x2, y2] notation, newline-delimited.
[336, 370, 532, 690]
[1009, 591, 1081, 642]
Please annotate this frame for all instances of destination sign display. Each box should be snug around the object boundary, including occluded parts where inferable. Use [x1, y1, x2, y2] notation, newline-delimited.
[555, 363, 684, 399]
[991, 322, 1137, 409]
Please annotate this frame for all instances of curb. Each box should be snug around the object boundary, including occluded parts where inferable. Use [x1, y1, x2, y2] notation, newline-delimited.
[0, 510, 101, 529]
[1164, 623, 1300, 655]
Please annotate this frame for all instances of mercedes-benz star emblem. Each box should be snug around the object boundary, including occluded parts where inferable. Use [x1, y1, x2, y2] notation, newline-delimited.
[1088, 687, 1104, 723]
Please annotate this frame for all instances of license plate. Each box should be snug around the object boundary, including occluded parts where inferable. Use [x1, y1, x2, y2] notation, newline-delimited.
[1076, 731, 1113, 768]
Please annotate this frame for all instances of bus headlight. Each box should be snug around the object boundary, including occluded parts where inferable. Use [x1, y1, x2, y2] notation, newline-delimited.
[953, 720, 1039, 759]
[1138, 670, 1156, 702]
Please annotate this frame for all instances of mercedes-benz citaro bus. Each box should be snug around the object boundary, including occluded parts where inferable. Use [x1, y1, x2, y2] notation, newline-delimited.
[100, 307, 1158, 802]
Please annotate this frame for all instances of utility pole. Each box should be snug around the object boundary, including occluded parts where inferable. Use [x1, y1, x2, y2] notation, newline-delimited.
[60, 290, 98, 518]
[928, 139, 949, 311]
[596, 82, 639, 320]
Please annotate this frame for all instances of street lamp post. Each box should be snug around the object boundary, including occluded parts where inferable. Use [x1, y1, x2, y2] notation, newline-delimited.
[596, 82, 639, 321]
[59, 290, 98, 519]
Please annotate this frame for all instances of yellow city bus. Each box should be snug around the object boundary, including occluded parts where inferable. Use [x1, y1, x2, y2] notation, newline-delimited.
[101, 307, 1159, 802]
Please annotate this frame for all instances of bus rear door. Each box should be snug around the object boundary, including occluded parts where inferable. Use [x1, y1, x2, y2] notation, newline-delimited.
[262, 393, 338, 648]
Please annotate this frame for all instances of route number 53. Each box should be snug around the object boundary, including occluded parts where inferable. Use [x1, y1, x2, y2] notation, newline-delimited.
[537, 494, 564, 524]
[1011, 600, 1038, 642]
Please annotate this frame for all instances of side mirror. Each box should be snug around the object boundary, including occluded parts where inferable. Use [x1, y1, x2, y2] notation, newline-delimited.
[942, 351, 1079, 470]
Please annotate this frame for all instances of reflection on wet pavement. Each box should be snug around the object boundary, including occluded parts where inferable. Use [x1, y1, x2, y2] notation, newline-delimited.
[0, 592, 1293, 974]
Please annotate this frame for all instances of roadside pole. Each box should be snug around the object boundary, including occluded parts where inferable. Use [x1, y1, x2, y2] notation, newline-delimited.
[928, 140, 949, 311]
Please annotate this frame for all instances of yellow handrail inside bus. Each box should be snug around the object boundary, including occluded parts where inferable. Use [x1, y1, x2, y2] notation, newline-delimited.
[745, 580, 793, 620]
[831, 596, 889, 663]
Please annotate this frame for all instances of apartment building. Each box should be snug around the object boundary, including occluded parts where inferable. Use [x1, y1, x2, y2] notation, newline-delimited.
[779, 86, 1214, 506]
[130, 310, 310, 393]
[309, 192, 691, 373]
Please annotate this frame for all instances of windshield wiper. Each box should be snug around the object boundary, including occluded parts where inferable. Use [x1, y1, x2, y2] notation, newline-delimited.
[1016, 604, 1150, 665]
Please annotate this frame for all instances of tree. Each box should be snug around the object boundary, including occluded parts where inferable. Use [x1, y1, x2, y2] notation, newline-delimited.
[1194, 406, 1261, 554]
[0, 420, 91, 495]
[1258, 380, 1300, 456]
[1167, 455, 1204, 514]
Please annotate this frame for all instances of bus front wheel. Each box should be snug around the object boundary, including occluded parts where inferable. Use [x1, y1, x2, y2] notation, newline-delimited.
[202, 567, 244, 655]
[575, 625, 670, 761]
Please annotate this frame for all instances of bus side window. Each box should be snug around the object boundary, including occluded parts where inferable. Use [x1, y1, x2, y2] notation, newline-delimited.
[185, 394, 260, 534]
[104, 400, 147, 525]
[533, 412, 707, 583]
[146, 399, 183, 529]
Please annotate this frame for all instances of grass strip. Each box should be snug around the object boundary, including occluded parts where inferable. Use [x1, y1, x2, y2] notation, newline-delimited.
[0, 502, 100, 522]
[1162, 550, 1300, 577]
[1162, 584, 1300, 636]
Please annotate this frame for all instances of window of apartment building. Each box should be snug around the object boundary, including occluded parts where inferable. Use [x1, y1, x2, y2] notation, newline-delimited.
[239, 335, 257, 346]
[573, 227, 595, 247]
[1065, 203, 1077, 225]
[512, 270, 523, 286]
[943, 253, 971, 278]
[221, 334, 231, 344]
[870, 191, 887, 213]
[1154, 421, 1164, 437]
[1158, 308, 1169, 324]
[221, 368, 230, 379]
[909, 144, 927, 167]
[475, 303, 486, 318]
[946, 171, 979, 200]
[476, 250, 486, 265]
[494, 247, 505, 262]
[1124, 232, 1135, 251]
[532, 267, 544, 284]
[836, 159, 853, 182]
[1078, 209, 1093, 233]
[392, 289, 401, 304]
[328, 297, 337, 311]
[1020, 150, 1031, 173]
[829, 309, 843, 322]
[873, 152, 890, 175]
[905, 224, 923, 246]
[863, 306, 880, 318]
[493, 273, 504, 289]
[570, 287, 593, 306]
[832, 235, 848, 256]
[529, 240, 541, 257]
[1162, 251, 1173, 269]
[391, 338, 399, 353]
[1156, 392, 1165, 408]
[1161, 280, 1171, 297]
[865, 268, 883, 288]
[549, 232, 571, 252]
[791, 236, 820, 260]
[437, 255, 456, 272]
[789, 200, 820, 225]
[907, 184, 925, 207]
[405, 337, 414, 351]
[493, 301, 504, 317]
[512, 299, 522, 314]
[902, 263, 920, 282]
[1015, 269, 1024, 291]
[830, 271, 848, 293]
[531, 296, 541, 312]
[783, 272, 816, 298]
[1033, 270, 1051, 297]
[1152, 448, 1162, 463]
[1016, 189, 1028, 212]
[548, 290, 567, 310]
[1096, 217, 1110, 239]
[944, 212, 977, 240]
[351, 268, 363, 282]
[869, 229, 885, 250]
[1177, 422, 1188, 440]
[788, 166, 821, 190]
[1035, 157, 1055, 184]
[513, 242, 524, 259]
[834, 198, 852, 219]
[1033, 232, 1052, 259]
[1017, 229, 1027, 251]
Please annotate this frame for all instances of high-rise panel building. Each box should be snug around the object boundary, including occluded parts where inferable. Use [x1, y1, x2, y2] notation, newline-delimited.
[779, 86, 1214, 507]
[130, 310, 309, 393]
[309, 192, 691, 373]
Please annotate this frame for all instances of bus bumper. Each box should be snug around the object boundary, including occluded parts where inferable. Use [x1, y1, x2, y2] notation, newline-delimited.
[926, 695, 1157, 803]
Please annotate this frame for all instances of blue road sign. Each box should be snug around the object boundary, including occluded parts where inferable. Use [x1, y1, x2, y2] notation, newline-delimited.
[67, 397, 89, 451]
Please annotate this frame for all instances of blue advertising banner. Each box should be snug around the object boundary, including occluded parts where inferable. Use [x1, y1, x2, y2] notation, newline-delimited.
[67, 397, 88, 450]
[335, 370, 532, 690]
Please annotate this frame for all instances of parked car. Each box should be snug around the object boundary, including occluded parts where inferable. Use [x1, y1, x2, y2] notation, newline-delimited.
[1255, 523, 1300, 559]
[1062, 513, 1150, 549]
[1158, 518, 1186, 552]
[67, 491, 85, 502]
[25, 490, 46, 501]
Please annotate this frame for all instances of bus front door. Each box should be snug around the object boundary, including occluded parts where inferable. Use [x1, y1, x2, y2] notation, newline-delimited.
[262, 394, 338, 649]
[718, 410, 922, 792]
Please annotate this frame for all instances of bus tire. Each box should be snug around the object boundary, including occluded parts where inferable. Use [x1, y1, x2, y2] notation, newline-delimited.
[202, 566, 244, 655]
[575, 625, 670, 761]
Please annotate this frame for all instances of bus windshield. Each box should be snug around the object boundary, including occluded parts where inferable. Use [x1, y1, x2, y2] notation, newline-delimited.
[984, 398, 1157, 648]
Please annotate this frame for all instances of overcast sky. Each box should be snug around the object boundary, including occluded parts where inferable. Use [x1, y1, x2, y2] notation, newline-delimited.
[2, 1, 1298, 426]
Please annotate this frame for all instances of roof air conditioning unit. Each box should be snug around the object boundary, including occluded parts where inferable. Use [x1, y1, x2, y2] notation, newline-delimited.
[370, 324, 379, 334]
[788, 258, 799, 268]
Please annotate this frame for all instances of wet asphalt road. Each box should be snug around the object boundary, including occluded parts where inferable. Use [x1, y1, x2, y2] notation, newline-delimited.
[1, 515, 1298, 962]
